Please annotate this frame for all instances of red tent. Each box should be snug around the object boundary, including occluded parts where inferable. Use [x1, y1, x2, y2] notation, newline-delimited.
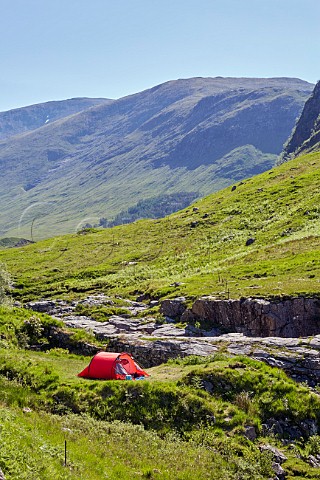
[78, 352, 149, 380]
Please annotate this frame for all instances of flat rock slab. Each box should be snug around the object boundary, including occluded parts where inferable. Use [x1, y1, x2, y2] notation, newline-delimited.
[107, 333, 320, 386]
[60, 313, 196, 338]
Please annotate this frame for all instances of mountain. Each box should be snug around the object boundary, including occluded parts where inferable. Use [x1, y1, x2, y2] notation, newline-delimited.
[282, 80, 320, 160]
[0, 77, 313, 238]
[0, 97, 111, 141]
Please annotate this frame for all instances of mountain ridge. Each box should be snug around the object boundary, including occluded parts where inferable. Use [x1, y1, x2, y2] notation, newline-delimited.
[0, 76, 313, 238]
[0, 97, 112, 141]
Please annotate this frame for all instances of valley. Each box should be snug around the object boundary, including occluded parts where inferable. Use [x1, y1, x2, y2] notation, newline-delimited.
[0, 78, 320, 480]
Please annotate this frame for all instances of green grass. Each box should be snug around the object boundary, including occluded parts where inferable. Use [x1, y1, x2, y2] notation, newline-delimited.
[0, 407, 277, 480]
[1, 349, 320, 479]
[0, 306, 103, 353]
[1, 151, 319, 302]
[1, 316, 320, 438]
[2, 405, 319, 479]
[181, 355, 320, 423]
[1, 308, 320, 479]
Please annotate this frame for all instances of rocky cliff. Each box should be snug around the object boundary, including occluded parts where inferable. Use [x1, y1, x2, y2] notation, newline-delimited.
[282, 80, 320, 160]
[161, 296, 320, 338]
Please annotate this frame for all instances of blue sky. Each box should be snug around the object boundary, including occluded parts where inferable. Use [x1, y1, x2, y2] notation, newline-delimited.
[1, 0, 319, 111]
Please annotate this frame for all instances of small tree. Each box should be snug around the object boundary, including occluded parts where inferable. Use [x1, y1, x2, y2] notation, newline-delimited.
[0, 264, 11, 305]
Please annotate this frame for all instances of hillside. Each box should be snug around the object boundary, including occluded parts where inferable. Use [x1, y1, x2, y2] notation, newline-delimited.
[0, 77, 313, 238]
[282, 80, 320, 160]
[1, 149, 319, 302]
[1, 307, 320, 479]
[1, 147, 320, 480]
[0, 97, 111, 140]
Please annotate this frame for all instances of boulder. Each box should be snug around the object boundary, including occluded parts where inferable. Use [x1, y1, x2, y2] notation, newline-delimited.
[25, 300, 56, 313]
[160, 297, 187, 319]
[308, 455, 320, 468]
[260, 444, 287, 464]
[152, 325, 187, 337]
[245, 237, 255, 246]
[272, 462, 286, 479]
[244, 425, 257, 441]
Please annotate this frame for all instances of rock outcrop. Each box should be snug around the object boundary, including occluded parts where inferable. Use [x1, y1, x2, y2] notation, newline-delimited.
[25, 294, 320, 340]
[160, 297, 187, 319]
[46, 327, 99, 356]
[282, 80, 320, 160]
[180, 296, 320, 337]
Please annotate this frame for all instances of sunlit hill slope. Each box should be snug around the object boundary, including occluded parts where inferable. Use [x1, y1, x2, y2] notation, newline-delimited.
[1, 149, 319, 302]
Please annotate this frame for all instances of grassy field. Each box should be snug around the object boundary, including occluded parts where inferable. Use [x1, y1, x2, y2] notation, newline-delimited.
[1, 151, 319, 302]
[1, 307, 320, 479]
[0, 406, 275, 480]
